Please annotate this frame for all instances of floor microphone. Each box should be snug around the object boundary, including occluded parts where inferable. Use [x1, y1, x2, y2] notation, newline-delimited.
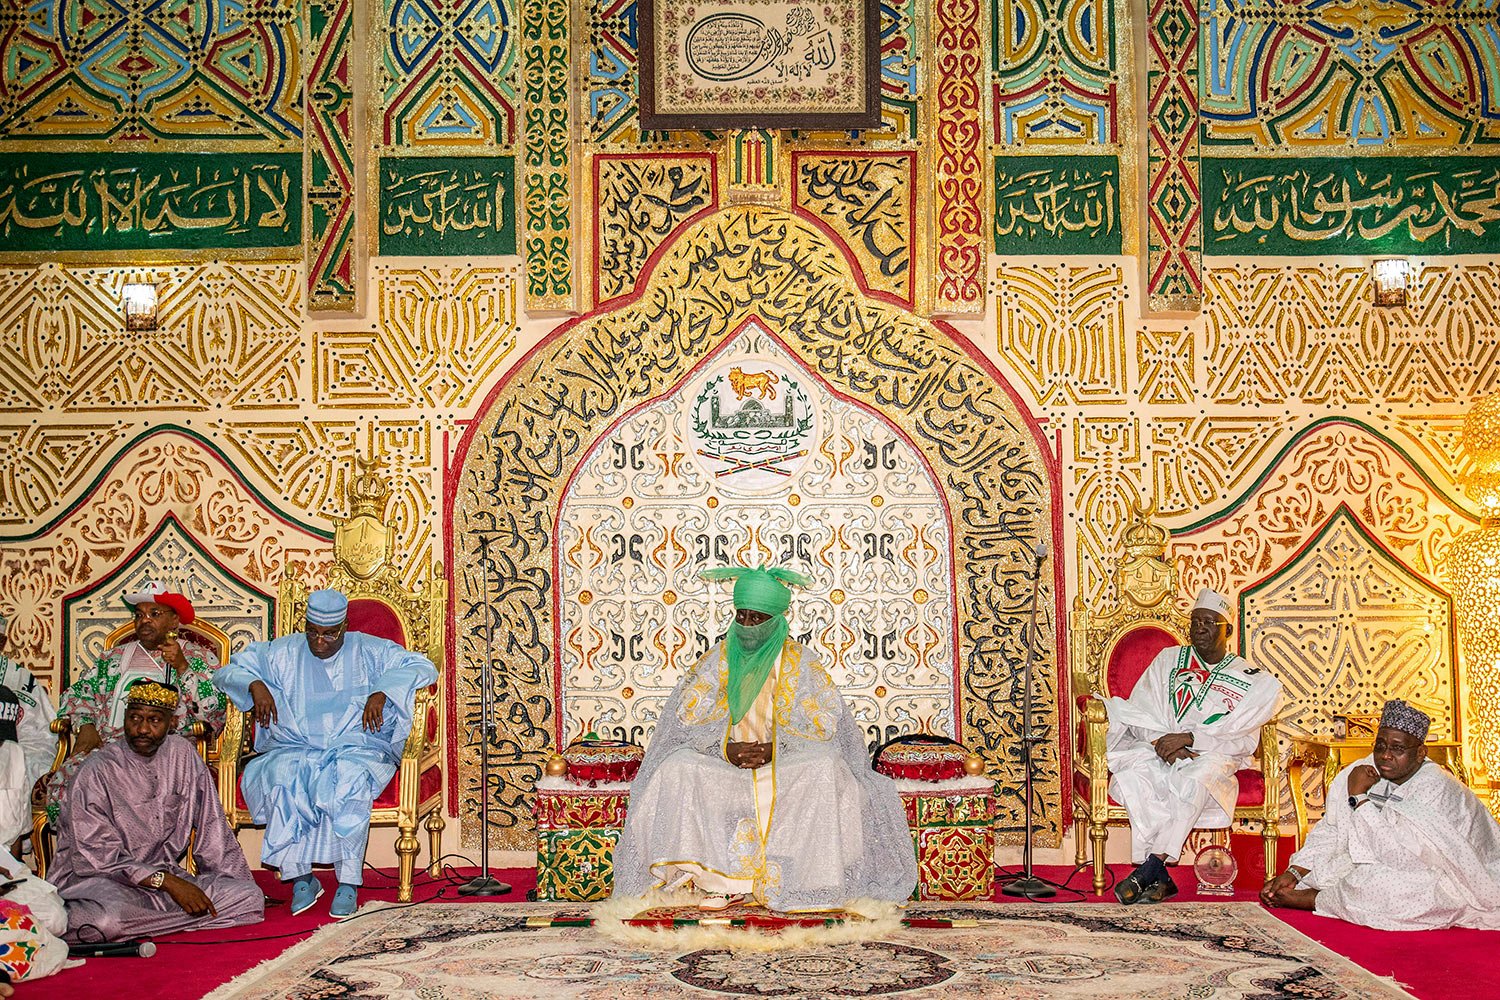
[67, 939, 157, 958]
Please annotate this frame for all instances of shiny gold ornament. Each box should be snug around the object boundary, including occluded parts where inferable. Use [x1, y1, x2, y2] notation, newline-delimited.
[962, 753, 987, 776]
[544, 754, 569, 778]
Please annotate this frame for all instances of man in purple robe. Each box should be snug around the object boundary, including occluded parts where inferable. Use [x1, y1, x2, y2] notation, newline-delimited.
[49, 678, 264, 943]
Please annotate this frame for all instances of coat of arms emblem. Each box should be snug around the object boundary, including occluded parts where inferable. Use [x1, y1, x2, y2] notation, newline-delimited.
[688, 359, 816, 493]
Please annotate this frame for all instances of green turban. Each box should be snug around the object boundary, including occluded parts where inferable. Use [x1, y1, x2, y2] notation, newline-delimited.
[700, 565, 812, 724]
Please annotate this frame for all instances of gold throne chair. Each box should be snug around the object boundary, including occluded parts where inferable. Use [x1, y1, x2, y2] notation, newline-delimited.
[217, 457, 446, 902]
[1070, 503, 1281, 895]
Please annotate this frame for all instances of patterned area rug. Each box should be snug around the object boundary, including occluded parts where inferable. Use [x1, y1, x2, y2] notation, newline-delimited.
[204, 901, 1415, 999]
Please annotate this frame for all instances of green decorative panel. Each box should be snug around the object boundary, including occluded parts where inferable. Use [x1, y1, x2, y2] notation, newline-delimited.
[1204, 156, 1500, 255]
[378, 156, 517, 256]
[0, 153, 301, 252]
[535, 828, 619, 901]
[993, 155, 1121, 254]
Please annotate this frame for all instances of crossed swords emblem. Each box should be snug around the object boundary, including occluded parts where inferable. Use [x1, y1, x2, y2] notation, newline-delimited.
[696, 448, 808, 478]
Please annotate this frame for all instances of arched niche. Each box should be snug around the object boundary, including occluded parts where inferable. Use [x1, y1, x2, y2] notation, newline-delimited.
[556, 317, 959, 750]
[447, 206, 1062, 851]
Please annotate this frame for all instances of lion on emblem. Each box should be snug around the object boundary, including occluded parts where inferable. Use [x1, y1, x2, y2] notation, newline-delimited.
[728, 367, 779, 400]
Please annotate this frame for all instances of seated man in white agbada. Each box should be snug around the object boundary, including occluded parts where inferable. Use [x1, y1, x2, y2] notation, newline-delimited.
[612, 565, 917, 911]
[1101, 587, 1281, 903]
[1262, 699, 1500, 930]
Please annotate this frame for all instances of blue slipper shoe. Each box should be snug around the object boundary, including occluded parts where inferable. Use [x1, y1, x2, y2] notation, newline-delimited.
[289, 876, 324, 916]
[330, 883, 359, 919]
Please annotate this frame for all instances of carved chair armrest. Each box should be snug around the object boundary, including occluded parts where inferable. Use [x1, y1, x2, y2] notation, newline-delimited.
[1255, 717, 1282, 817]
[400, 688, 436, 762]
[48, 717, 72, 771]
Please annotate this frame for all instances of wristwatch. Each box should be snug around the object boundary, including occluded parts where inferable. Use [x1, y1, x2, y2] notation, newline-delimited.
[146, 870, 167, 889]
[1348, 793, 1369, 809]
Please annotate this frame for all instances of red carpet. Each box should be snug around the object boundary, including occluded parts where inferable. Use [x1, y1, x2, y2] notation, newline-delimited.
[24, 863, 1496, 1000]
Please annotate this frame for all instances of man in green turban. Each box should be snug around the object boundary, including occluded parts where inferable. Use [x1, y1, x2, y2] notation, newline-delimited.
[613, 566, 917, 912]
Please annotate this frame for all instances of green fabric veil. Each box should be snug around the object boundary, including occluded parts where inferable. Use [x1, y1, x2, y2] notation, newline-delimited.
[700, 565, 813, 724]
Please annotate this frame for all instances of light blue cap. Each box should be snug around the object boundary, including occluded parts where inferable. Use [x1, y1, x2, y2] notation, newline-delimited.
[306, 588, 348, 627]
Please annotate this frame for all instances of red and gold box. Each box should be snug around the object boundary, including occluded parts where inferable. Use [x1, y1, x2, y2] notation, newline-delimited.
[900, 783, 995, 900]
[534, 783, 631, 901]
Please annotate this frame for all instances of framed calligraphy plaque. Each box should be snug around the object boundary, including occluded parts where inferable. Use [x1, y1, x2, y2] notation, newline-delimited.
[640, 1, 881, 130]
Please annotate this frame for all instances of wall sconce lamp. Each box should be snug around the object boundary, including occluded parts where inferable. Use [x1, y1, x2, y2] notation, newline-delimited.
[122, 282, 159, 331]
[1372, 258, 1410, 308]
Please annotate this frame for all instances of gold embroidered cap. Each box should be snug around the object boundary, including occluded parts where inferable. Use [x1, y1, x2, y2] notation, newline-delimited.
[125, 678, 180, 712]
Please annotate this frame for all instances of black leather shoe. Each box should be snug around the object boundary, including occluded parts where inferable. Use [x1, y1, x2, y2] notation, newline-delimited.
[1114, 873, 1147, 904]
[1140, 875, 1180, 904]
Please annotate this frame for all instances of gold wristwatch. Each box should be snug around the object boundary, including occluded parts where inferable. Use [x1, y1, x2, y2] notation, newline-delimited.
[147, 870, 167, 889]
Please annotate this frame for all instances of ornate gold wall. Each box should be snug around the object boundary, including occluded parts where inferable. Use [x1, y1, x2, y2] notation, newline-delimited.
[3, 3, 1498, 851]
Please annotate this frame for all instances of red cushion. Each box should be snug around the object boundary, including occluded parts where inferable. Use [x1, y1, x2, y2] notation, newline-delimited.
[1235, 768, 1264, 807]
[348, 599, 406, 646]
[1074, 768, 1266, 809]
[1107, 626, 1177, 699]
[374, 763, 442, 809]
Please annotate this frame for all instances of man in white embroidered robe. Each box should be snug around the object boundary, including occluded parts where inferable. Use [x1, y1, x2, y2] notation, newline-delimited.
[212, 589, 436, 919]
[612, 566, 917, 911]
[1102, 587, 1281, 903]
[1262, 700, 1500, 930]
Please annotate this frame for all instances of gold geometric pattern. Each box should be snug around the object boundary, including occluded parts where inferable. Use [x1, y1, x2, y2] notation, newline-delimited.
[0, 432, 330, 697]
[994, 264, 1128, 406]
[318, 265, 520, 408]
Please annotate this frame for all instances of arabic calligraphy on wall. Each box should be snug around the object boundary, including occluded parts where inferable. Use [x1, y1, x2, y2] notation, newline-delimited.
[379, 156, 517, 256]
[993, 155, 1120, 253]
[0, 153, 300, 253]
[792, 152, 913, 305]
[1204, 157, 1500, 254]
[451, 207, 1061, 850]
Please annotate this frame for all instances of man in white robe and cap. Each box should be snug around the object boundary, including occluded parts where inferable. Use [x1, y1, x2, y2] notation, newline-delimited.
[1262, 699, 1500, 929]
[0, 614, 57, 843]
[1101, 587, 1281, 903]
[213, 589, 436, 919]
[612, 565, 917, 912]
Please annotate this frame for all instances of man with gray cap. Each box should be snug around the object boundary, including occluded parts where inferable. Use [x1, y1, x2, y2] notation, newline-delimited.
[1262, 699, 1500, 929]
[0, 614, 56, 841]
[214, 589, 436, 919]
[1100, 587, 1282, 903]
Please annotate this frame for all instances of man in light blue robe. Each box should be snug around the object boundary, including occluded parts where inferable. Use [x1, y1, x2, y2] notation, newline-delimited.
[213, 589, 436, 918]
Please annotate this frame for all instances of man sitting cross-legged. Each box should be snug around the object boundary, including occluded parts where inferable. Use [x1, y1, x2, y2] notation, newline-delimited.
[214, 588, 437, 919]
[50, 679, 264, 943]
[1262, 699, 1500, 930]
[1100, 587, 1282, 903]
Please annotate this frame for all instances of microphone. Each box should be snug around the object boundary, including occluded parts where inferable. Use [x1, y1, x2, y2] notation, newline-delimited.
[68, 939, 157, 958]
[1033, 540, 1048, 563]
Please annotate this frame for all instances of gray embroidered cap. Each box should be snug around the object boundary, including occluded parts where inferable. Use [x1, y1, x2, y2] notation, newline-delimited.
[1380, 698, 1430, 741]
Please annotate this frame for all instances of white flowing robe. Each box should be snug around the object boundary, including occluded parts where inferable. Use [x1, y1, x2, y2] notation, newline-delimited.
[612, 640, 917, 911]
[1102, 645, 1281, 862]
[1290, 756, 1500, 930]
[213, 632, 436, 885]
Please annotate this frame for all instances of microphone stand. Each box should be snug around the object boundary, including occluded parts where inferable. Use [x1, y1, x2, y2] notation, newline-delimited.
[1001, 541, 1056, 898]
[460, 533, 511, 897]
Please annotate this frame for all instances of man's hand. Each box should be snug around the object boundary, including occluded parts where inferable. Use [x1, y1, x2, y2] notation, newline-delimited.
[248, 680, 278, 728]
[726, 741, 771, 770]
[1347, 763, 1380, 798]
[1152, 732, 1197, 764]
[159, 633, 190, 672]
[363, 691, 388, 732]
[73, 722, 103, 756]
[158, 873, 217, 918]
[1260, 869, 1300, 906]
